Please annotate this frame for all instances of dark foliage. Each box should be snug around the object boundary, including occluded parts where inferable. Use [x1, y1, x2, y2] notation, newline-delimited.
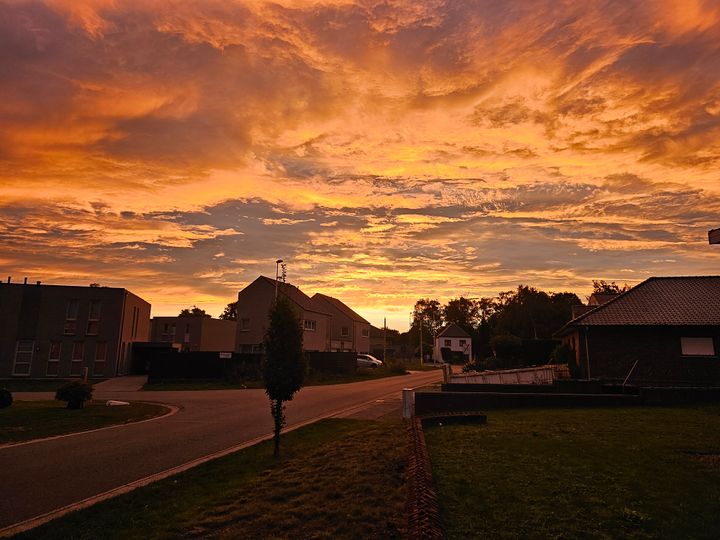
[0, 388, 12, 408]
[178, 306, 207, 317]
[55, 380, 93, 409]
[219, 301, 237, 321]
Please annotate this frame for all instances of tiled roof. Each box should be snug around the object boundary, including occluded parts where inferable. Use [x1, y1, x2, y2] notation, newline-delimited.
[557, 276, 720, 333]
[437, 323, 471, 338]
[258, 276, 331, 316]
[312, 293, 370, 324]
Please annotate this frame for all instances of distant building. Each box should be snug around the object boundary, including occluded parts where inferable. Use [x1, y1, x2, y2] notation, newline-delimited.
[434, 323, 472, 362]
[0, 280, 150, 378]
[150, 316, 236, 352]
[311, 293, 370, 353]
[571, 292, 618, 319]
[235, 276, 331, 353]
[555, 276, 720, 385]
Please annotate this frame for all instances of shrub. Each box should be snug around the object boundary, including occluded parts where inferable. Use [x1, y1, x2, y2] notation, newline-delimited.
[356, 367, 374, 376]
[55, 380, 93, 409]
[0, 388, 12, 408]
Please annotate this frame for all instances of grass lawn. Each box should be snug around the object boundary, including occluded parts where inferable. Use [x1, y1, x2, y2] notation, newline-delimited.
[0, 379, 105, 392]
[425, 406, 720, 540]
[0, 400, 169, 444]
[16, 419, 406, 540]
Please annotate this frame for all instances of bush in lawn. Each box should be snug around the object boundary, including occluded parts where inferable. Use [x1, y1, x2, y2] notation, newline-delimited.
[0, 388, 12, 408]
[55, 380, 94, 409]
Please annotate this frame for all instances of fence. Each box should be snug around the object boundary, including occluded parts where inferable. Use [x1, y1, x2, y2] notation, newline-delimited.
[450, 364, 570, 385]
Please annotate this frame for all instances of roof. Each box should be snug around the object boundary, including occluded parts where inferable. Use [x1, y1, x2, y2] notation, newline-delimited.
[312, 293, 370, 324]
[257, 276, 331, 316]
[437, 323, 471, 338]
[556, 276, 720, 335]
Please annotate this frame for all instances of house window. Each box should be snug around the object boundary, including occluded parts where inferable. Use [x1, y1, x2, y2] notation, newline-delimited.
[87, 300, 101, 335]
[240, 318, 250, 332]
[361, 328, 369, 338]
[64, 299, 79, 335]
[681, 337, 715, 356]
[47, 341, 61, 376]
[459, 340, 466, 346]
[70, 342, 84, 376]
[341, 326, 349, 337]
[444, 339, 451, 347]
[303, 319, 316, 331]
[13, 340, 34, 376]
[93, 342, 107, 376]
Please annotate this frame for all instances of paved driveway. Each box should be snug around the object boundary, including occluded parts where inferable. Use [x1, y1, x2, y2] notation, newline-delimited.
[0, 370, 441, 531]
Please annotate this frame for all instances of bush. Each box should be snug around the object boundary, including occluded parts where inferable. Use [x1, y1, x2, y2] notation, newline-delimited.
[0, 388, 12, 408]
[388, 362, 408, 375]
[55, 380, 93, 409]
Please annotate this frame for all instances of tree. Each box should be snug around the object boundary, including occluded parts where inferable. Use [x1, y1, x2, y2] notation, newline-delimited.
[591, 280, 631, 295]
[263, 296, 306, 458]
[178, 305, 207, 317]
[411, 298, 443, 336]
[219, 301, 237, 321]
[443, 297, 481, 332]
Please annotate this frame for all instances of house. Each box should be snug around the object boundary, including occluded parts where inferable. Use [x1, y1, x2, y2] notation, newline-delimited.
[311, 293, 370, 353]
[150, 315, 236, 352]
[434, 323, 472, 362]
[235, 276, 331, 353]
[571, 292, 618, 318]
[555, 276, 720, 386]
[0, 280, 150, 378]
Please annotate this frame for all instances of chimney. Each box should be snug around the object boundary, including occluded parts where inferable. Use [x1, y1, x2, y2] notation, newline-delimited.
[23, 277, 28, 285]
[6, 276, 10, 283]
[36, 281, 41, 286]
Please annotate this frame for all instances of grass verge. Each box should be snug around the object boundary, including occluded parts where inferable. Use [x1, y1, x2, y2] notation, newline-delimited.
[15, 419, 406, 540]
[0, 400, 169, 444]
[425, 406, 720, 539]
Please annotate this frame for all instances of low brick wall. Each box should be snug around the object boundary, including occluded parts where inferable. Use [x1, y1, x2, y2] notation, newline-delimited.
[406, 418, 444, 540]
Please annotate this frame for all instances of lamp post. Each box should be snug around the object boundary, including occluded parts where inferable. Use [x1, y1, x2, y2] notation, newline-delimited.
[275, 259, 284, 302]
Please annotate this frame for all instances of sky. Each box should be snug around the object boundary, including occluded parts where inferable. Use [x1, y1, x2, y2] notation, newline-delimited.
[1, 0, 719, 330]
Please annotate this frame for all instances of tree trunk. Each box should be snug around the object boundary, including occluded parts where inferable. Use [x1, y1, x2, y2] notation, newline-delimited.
[272, 399, 283, 458]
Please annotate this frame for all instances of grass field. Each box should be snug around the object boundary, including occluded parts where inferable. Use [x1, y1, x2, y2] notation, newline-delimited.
[425, 406, 720, 540]
[0, 401, 169, 444]
[16, 419, 406, 540]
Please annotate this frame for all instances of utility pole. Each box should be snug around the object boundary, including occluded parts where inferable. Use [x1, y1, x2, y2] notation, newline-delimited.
[383, 317, 387, 363]
[274, 259, 285, 302]
[419, 315, 423, 366]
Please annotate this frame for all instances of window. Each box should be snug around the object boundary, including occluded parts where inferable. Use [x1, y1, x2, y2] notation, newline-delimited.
[341, 326, 349, 337]
[70, 342, 84, 376]
[93, 342, 107, 376]
[47, 341, 61, 376]
[64, 299, 79, 335]
[361, 328, 369, 338]
[459, 339, 466, 347]
[13, 340, 34, 376]
[303, 319, 316, 331]
[87, 300, 101, 335]
[240, 318, 250, 332]
[681, 337, 715, 356]
[444, 339, 451, 347]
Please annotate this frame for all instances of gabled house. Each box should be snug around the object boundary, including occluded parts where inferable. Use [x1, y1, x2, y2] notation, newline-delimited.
[0, 280, 150, 378]
[151, 315, 236, 352]
[235, 276, 331, 353]
[311, 293, 370, 353]
[434, 323, 472, 362]
[555, 276, 720, 386]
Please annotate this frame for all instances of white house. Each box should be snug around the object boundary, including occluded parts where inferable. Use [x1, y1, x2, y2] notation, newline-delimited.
[434, 323, 472, 362]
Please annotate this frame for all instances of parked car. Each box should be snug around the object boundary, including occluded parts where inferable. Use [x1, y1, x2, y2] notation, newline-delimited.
[357, 354, 383, 369]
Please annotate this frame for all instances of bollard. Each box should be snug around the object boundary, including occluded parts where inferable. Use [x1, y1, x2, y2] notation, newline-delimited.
[442, 363, 452, 384]
[402, 388, 414, 419]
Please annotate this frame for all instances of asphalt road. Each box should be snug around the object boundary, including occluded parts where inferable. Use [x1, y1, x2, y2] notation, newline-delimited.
[0, 370, 441, 530]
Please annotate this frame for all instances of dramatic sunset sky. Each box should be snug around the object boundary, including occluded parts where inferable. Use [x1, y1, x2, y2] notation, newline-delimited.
[2, 0, 719, 329]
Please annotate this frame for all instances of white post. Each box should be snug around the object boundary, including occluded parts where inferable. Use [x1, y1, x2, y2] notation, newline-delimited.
[402, 388, 414, 419]
[443, 363, 452, 384]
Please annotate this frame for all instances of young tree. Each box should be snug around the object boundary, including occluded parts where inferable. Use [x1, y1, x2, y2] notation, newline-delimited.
[591, 280, 631, 295]
[263, 296, 306, 458]
[219, 301, 237, 321]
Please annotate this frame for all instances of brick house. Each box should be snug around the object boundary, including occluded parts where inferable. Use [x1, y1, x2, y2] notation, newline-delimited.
[150, 316, 236, 352]
[311, 293, 370, 353]
[235, 276, 331, 353]
[0, 281, 150, 378]
[555, 276, 720, 386]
